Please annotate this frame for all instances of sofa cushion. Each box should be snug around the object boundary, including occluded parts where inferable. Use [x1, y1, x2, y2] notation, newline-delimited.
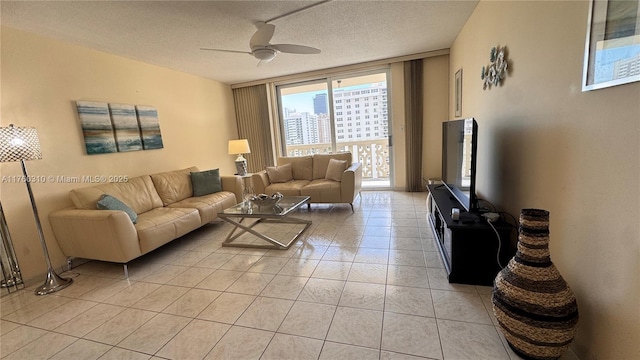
[266, 163, 293, 183]
[277, 155, 313, 180]
[313, 153, 352, 179]
[70, 175, 163, 214]
[325, 158, 347, 182]
[96, 194, 138, 224]
[300, 179, 342, 202]
[150, 167, 198, 206]
[265, 180, 310, 196]
[136, 207, 201, 254]
[169, 191, 237, 225]
[191, 168, 222, 196]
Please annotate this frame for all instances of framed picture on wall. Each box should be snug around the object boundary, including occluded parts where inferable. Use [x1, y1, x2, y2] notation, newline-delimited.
[455, 68, 462, 117]
[582, 0, 640, 91]
[76, 101, 117, 155]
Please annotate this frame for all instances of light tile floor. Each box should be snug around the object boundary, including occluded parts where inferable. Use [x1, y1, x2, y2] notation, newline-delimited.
[0, 191, 579, 360]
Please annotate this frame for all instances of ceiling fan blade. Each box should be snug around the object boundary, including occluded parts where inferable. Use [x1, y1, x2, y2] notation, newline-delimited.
[250, 22, 275, 48]
[271, 44, 321, 54]
[200, 48, 251, 55]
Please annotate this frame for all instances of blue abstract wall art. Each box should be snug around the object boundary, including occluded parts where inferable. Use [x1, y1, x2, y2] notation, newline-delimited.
[109, 103, 143, 152]
[135, 105, 164, 150]
[76, 101, 118, 155]
[76, 101, 164, 155]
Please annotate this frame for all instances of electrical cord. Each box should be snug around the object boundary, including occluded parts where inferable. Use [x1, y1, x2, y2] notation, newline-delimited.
[483, 213, 504, 269]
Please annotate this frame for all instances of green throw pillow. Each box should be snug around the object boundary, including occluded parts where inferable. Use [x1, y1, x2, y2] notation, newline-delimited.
[96, 194, 137, 224]
[191, 168, 222, 196]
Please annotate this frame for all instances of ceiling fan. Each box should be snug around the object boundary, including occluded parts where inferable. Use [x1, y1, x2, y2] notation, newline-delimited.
[200, 21, 321, 65]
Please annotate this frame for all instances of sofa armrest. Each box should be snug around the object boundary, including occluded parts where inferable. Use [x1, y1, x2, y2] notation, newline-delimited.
[49, 209, 141, 263]
[221, 175, 243, 203]
[251, 171, 270, 195]
[341, 162, 363, 203]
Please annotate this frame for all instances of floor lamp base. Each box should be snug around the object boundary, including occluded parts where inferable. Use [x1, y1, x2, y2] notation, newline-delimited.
[34, 268, 73, 296]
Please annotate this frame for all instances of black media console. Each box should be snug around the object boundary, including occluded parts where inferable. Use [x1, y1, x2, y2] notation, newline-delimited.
[427, 184, 514, 286]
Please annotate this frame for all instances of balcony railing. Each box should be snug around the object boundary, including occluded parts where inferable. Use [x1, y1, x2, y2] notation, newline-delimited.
[285, 139, 390, 185]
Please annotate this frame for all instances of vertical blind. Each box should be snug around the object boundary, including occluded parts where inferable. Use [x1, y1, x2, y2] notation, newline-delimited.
[232, 84, 274, 172]
[404, 59, 424, 192]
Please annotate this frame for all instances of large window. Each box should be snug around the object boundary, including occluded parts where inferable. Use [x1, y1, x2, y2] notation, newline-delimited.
[278, 81, 331, 156]
[276, 70, 391, 188]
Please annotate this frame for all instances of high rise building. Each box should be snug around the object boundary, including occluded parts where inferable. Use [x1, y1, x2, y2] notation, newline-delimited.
[333, 82, 388, 142]
[313, 93, 328, 115]
[613, 53, 640, 80]
[284, 111, 320, 146]
[316, 113, 331, 144]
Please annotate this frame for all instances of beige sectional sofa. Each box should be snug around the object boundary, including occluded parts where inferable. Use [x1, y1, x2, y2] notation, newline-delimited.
[251, 152, 362, 211]
[49, 167, 242, 272]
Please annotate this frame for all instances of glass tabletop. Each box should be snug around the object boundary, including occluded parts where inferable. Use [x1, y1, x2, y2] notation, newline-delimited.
[219, 196, 310, 217]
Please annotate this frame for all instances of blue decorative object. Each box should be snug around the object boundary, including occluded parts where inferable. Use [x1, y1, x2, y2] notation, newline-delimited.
[97, 194, 138, 223]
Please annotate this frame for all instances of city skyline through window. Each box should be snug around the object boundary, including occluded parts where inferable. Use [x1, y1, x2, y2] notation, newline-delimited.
[276, 71, 391, 188]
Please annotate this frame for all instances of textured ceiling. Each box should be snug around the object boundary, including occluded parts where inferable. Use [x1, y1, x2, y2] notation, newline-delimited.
[1, 0, 478, 85]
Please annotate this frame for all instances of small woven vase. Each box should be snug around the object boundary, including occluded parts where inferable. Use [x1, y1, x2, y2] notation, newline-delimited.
[492, 209, 578, 360]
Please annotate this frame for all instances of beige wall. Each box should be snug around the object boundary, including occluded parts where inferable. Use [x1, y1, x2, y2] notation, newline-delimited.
[0, 27, 237, 282]
[450, 1, 639, 359]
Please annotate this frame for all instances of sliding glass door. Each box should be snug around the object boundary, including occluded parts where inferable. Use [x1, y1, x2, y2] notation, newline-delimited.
[276, 70, 391, 188]
[331, 73, 390, 188]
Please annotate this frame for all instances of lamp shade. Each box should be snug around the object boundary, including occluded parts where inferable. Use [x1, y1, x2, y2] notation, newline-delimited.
[0, 125, 42, 162]
[228, 139, 251, 155]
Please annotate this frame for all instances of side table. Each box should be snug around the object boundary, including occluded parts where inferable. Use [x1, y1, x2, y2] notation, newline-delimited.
[238, 173, 254, 201]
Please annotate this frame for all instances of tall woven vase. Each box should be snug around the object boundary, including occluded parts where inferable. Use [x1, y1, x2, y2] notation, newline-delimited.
[492, 209, 578, 360]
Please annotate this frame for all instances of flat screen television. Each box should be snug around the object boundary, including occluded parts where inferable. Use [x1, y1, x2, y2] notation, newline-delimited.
[442, 118, 478, 212]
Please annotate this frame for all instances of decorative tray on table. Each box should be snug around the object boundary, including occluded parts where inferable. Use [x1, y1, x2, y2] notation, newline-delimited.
[248, 192, 283, 208]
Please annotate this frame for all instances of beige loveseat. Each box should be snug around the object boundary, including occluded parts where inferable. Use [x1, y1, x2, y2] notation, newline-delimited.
[49, 167, 242, 272]
[251, 152, 362, 211]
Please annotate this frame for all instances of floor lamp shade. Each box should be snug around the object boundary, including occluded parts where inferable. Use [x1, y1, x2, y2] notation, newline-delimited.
[0, 125, 42, 162]
[0, 124, 73, 295]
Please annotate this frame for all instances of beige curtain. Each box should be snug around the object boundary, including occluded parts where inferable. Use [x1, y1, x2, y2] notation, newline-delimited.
[404, 59, 424, 192]
[232, 85, 274, 172]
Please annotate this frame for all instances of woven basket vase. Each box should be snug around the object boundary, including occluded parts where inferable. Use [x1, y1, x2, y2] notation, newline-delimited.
[492, 209, 579, 360]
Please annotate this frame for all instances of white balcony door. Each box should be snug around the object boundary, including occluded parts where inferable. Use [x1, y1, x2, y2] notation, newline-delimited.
[276, 70, 392, 189]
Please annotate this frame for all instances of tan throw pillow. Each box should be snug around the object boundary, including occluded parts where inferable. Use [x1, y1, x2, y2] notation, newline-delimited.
[266, 163, 294, 183]
[325, 158, 347, 182]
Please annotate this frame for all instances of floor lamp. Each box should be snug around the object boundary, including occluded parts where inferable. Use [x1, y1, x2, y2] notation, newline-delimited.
[0, 124, 72, 295]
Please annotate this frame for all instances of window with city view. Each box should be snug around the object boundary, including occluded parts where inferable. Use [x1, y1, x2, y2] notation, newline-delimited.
[276, 71, 391, 188]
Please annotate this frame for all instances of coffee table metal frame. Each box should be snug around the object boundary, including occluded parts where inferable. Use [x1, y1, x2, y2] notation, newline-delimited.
[218, 196, 311, 250]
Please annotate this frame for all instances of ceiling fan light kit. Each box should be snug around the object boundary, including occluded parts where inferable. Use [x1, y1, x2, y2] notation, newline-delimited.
[201, 18, 320, 65]
[252, 48, 277, 61]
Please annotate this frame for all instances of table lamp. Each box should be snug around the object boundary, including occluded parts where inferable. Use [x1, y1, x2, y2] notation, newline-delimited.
[228, 139, 251, 176]
[0, 124, 73, 295]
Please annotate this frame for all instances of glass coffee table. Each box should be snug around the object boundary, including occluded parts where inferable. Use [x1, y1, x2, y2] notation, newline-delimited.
[218, 196, 311, 250]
